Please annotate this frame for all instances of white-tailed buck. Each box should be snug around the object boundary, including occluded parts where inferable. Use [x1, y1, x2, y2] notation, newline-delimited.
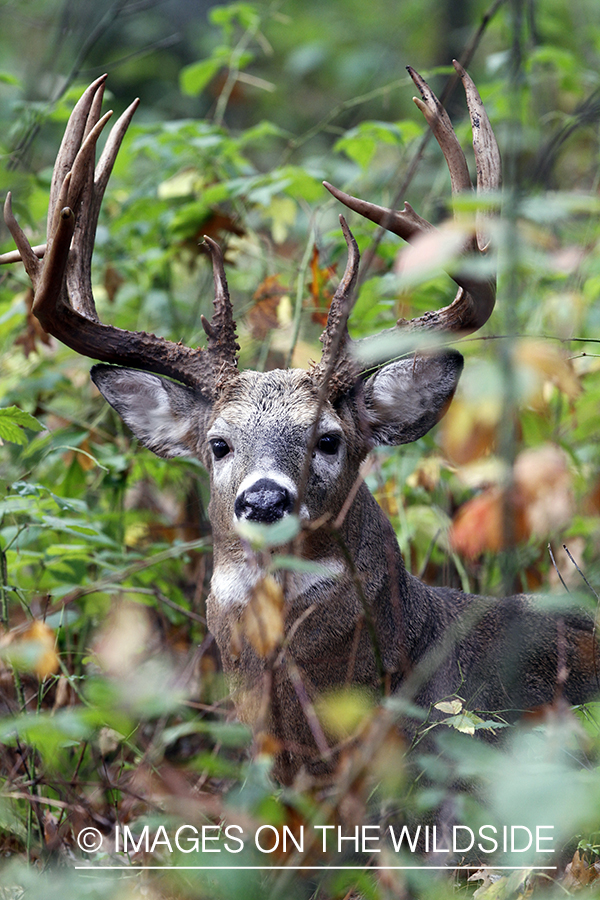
[3, 64, 598, 783]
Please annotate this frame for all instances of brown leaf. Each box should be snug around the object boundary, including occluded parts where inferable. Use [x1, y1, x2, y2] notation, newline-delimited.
[43, 812, 60, 850]
[309, 245, 336, 326]
[248, 274, 287, 340]
[441, 396, 501, 465]
[184, 211, 244, 254]
[515, 339, 581, 404]
[103, 265, 124, 303]
[513, 445, 573, 537]
[562, 850, 600, 889]
[14, 288, 52, 357]
[52, 674, 71, 711]
[394, 220, 470, 281]
[62, 436, 97, 472]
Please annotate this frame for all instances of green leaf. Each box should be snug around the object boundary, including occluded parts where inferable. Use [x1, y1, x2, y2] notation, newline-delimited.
[334, 121, 403, 169]
[236, 515, 301, 549]
[0, 407, 43, 445]
[209, 3, 259, 33]
[180, 53, 227, 96]
[0, 72, 20, 86]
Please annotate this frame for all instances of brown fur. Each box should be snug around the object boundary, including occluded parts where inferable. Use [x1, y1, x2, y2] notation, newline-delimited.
[91, 361, 600, 785]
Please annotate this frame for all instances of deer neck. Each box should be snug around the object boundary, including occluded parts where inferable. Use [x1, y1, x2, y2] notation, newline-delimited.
[207, 480, 416, 675]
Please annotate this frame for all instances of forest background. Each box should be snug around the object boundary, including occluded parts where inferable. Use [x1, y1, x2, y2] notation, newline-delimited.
[2, 0, 600, 898]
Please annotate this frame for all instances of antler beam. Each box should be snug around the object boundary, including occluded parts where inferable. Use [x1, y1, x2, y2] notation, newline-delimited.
[2, 76, 239, 394]
[319, 59, 501, 382]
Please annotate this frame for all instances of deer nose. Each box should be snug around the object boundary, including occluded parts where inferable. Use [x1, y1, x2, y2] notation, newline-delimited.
[234, 478, 294, 524]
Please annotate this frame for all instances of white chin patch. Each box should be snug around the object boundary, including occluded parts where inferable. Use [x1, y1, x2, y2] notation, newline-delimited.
[210, 557, 345, 609]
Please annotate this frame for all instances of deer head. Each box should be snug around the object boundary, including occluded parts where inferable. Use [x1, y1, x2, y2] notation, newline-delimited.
[2, 64, 506, 779]
[1, 62, 499, 523]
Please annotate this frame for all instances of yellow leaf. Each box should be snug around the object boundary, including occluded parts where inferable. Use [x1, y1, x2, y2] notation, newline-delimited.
[2, 620, 60, 679]
[435, 699, 463, 715]
[442, 395, 501, 465]
[242, 575, 284, 657]
[515, 339, 581, 403]
[314, 686, 375, 740]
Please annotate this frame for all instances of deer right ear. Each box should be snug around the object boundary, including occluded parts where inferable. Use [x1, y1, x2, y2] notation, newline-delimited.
[363, 350, 463, 447]
[91, 365, 210, 459]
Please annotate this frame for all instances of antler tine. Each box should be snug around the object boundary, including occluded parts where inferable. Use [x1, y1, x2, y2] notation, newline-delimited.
[323, 64, 500, 345]
[322, 182, 433, 244]
[452, 59, 501, 250]
[0, 243, 46, 266]
[2, 79, 239, 396]
[0, 76, 110, 270]
[3, 193, 43, 287]
[66, 99, 140, 321]
[407, 65, 473, 196]
[48, 74, 108, 235]
[312, 215, 360, 394]
[201, 236, 240, 375]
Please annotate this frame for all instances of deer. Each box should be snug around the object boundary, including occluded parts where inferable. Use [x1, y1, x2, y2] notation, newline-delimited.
[2, 63, 598, 785]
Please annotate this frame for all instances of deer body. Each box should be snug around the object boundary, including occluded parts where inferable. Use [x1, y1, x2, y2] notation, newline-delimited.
[2, 65, 598, 784]
[92, 361, 598, 782]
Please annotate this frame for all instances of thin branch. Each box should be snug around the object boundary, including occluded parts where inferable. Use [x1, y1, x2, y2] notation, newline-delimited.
[548, 543, 569, 593]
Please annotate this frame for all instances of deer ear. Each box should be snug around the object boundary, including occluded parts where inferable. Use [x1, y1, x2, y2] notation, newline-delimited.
[363, 350, 463, 446]
[91, 365, 210, 459]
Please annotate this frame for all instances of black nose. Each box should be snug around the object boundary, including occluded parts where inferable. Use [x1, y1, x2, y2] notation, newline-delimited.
[234, 478, 294, 524]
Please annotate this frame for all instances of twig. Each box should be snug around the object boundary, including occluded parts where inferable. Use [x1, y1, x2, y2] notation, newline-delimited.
[548, 543, 569, 593]
[563, 543, 599, 601]
[286, 655, 331, 758]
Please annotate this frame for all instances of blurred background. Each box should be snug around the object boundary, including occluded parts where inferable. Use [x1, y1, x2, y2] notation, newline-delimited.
[2, 1, 600, 898]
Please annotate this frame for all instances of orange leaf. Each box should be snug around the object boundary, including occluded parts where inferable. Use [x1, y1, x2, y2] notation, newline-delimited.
[309, 245, 336, 326]
[450, 487, 528, 559]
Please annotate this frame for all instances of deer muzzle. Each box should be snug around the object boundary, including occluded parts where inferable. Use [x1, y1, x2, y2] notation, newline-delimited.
[234, 477, 295, 524]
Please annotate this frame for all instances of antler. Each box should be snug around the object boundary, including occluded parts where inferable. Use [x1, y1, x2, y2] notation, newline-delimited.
[1, 75, 239, 394]
[318, 60, 501, 387]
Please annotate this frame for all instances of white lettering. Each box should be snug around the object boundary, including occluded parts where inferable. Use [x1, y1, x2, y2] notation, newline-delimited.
[255, 824, 279, 853]
[511, 826, 532, 853]
[314, 825, 334, 852]
[175, 825, 199, 853]
[536, 826, 554, 853]
[150, 825, 173, 854]
[453, 826, 474, 854]
[388, 825, 421, 854]
[338, 826, 359, 853]
[283, 825, 303, 853]
[432, 826, 449, 854]
[122, 824, 149, 854]
[202, 825, 221, 852]
[224, 824, 244, 853]
[362, 825, 380, 853]
[478, 825, 498, 854]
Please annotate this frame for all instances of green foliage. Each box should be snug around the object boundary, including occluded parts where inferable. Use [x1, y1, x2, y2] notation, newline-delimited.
[0, 408, 43, 446]
[2, 1, 600, 898]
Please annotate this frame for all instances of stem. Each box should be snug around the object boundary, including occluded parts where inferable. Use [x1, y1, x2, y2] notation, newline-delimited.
[0, 545, 8, 627]
[285, 224, 315, 368]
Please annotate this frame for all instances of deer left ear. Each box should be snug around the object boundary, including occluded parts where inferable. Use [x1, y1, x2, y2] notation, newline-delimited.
[363, 350, 463, 446]
[91, 365, 209, 459]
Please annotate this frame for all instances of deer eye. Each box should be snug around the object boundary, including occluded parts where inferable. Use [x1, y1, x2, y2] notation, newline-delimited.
[210, 438, 230, 460]
[317, 434, 340, 455]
